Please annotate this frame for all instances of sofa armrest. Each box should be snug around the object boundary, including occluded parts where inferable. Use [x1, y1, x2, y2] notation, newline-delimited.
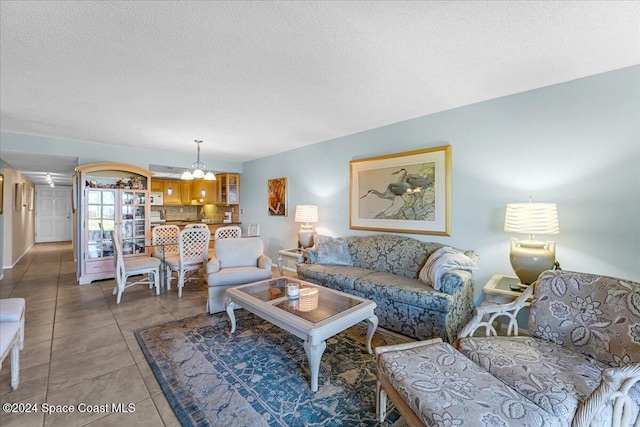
[573, 363, 640, 427]
[302, 247, 317, 264]
[458, 283, 534, 339]
[258, 254, 272, 270]
[436, 250, 478, 295]
[440, 269, 474, 295]
[206, 257, 221, 274]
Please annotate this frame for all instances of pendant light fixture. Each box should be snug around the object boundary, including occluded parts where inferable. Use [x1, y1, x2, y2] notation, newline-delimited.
[180, 140, 216, 181]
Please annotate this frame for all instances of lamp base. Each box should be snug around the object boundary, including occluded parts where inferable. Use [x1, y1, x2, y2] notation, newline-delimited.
[509, 238, 556, 285]
[298, 226, 316, 249]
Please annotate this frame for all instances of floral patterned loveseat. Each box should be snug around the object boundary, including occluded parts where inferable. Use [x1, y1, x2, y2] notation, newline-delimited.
[376, 270, 640, 426]
[458, 269, 640, 426]
[296, 235, 478, 342]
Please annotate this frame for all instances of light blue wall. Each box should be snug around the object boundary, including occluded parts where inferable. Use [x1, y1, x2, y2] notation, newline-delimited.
[241, 65, 640, 304]
[0, 133, 244, 174]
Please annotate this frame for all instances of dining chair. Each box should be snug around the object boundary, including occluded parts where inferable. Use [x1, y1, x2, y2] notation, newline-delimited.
[214, 226, 242, 240]
[152, 225, 179, 258]
[110, 230, 161, 304]
[247, 223, 260, 237]
[165, 227, 211, 297]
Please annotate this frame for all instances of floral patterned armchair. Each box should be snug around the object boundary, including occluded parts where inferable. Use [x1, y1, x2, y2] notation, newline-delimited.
[457, 270, 640, 427]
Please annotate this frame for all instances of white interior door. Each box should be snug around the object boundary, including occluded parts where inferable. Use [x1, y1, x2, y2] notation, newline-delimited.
[36, 186, 72, 243]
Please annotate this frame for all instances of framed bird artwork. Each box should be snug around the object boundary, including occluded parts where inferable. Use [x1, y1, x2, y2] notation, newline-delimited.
[349, 145, 451, 235]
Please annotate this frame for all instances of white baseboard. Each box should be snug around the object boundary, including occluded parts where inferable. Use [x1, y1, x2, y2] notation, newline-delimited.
[9, 242, 35, 268]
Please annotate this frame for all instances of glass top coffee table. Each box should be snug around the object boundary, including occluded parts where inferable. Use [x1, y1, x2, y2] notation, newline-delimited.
[225, 277, 378, 392]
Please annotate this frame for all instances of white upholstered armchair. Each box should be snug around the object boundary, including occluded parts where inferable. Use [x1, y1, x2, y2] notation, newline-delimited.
[206, 237, 272, 314]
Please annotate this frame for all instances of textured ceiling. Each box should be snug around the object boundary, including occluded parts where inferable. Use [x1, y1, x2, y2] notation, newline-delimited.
[1, 1, 639, 184]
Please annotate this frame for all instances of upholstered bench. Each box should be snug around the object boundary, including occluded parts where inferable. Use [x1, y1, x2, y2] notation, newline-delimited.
[0, 322, 21, 390]
[375, 338, 562, 426]
[0, 298, 25, 350]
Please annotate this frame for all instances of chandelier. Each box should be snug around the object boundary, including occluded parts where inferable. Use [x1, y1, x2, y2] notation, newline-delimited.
[180, 140, 216, 181]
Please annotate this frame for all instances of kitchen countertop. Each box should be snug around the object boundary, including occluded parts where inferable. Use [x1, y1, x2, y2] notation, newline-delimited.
[160, 221, 241, 226]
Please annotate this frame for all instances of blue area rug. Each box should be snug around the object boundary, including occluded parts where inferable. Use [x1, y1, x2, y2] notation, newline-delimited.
[135, 310, 408, 426]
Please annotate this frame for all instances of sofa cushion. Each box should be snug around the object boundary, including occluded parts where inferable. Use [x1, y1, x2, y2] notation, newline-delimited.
[529, 270, 640, 368]
[346, 235, 442, 278]
[458, 336, 640, 423]
[215, 237, 263, 268]
[315, 235, 352, 266]
[379, 341, 563, 427]
[354, 272, 451, 313]
[295, 263, 373, 291]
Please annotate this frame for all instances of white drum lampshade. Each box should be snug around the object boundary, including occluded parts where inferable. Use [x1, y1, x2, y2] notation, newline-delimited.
[295, 204, 318, 249]
[504, 202, 559, 285]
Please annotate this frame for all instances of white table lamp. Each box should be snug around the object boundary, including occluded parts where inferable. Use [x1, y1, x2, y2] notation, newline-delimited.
[504, 202, 559, 285]
[295, 204, 318, 249]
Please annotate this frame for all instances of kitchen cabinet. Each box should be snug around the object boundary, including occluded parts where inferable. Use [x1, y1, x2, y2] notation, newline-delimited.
[204, 180, 217, 203]
[150, 178, 163, 192]
[190, 181, 205, 203]
[74, 163, 152, 285]
[190, 180, 217, 204]
[163, 180, 182, 205]
[181, 181, 192, 205]
[217, 174, 239, 205]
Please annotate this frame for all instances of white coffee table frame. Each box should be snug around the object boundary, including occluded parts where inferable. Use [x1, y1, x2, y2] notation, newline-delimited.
[225, 278, 378, 392]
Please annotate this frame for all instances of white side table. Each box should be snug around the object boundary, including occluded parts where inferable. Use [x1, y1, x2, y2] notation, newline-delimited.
[482, 274, 532, 333]
[277, 248, 305, 276]
[482, 274, 532, 305]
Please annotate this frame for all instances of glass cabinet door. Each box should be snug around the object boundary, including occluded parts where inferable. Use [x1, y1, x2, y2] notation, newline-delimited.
[217, 174, 239, 204]
[228, 175, 238, 204]
[86, 189, 116, 259]
[218, 175, 228, 203]
[120, 191, 147, 255]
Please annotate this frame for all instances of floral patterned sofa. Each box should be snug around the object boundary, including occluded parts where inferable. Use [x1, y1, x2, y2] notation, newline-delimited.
[296, 235, 478, 342]
[376, 270, 640, 427]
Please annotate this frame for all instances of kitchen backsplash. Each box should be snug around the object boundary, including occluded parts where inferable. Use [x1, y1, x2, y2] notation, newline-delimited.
[151, 205, 233, 222]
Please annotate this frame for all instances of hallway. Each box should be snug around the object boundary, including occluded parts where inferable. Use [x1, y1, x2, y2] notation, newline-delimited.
[0, 242, 212, 426]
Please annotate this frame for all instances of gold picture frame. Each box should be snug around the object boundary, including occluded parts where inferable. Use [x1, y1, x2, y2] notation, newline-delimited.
[28, 185, 34, 211]
[267, 177, 287, 216]
[15, 183, 23, 211]
[350, 145, 451, 235]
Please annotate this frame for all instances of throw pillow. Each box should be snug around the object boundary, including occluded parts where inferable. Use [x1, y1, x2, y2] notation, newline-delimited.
[315, 235, 353, 266]
[419, 246, 478, 291]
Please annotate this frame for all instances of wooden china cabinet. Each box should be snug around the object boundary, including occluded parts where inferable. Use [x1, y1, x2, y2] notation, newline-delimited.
[74, 163, 152, 285]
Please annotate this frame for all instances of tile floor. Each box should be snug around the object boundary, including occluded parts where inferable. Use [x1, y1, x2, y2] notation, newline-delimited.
[0, 242, 279, 427]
